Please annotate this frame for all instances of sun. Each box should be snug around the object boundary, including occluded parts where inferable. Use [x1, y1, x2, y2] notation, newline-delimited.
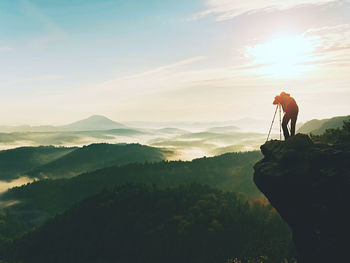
[246, 34, 315, 78]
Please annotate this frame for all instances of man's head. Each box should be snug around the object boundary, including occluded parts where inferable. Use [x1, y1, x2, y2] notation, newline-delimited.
[280, 91, 290, 97]
[273, 91, 290, 105]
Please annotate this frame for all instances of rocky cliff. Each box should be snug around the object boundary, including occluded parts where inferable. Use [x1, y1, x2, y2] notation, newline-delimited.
[254, 134, 350, 262]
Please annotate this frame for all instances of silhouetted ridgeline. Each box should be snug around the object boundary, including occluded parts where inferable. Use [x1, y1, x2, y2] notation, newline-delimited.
[254, 131, 350, 262]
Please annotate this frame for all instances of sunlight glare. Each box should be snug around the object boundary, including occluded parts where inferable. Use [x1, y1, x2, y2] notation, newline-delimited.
[247, 35, 315, 78]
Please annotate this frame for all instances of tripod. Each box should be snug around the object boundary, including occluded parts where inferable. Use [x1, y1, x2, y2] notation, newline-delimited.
[266, 104, 283, 142]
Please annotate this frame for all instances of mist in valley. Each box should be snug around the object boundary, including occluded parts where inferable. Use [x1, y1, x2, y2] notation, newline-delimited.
[0, 115, 275, 160]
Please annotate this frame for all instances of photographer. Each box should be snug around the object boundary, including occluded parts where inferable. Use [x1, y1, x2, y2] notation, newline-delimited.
[273, 92, 299, 140]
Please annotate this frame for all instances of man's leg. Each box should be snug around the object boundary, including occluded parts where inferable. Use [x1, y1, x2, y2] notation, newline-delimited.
[282, 114, 291, 140]
[290, 112, 298, 136]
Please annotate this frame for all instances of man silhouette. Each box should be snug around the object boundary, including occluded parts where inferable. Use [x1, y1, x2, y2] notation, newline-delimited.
[273, 92, 299, 140]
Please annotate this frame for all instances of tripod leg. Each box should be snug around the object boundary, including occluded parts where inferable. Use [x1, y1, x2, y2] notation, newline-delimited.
[279, 105, 282, 140]
[266, 105, 279, 142]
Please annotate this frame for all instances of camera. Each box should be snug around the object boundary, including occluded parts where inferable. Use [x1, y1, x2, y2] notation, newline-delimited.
[273, 95, 280, 105]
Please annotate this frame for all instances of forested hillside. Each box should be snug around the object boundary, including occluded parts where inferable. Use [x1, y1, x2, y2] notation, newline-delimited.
[0, 146, 75, 181]
[2, 151, 262, 217]
[28, 143, 171, 179]
[297, 115, 350, 135]
[0, 143, 170, 181]
[310, 119, 350, 144]
[7, 185, 293, 263]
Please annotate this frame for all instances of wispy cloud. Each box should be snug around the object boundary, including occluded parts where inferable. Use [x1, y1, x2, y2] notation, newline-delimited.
[118, 56, 207, 81]
[191, 0, 337, 21]
[305, 24, 350, 54]
[304, 24, 350, 67]
[100, 56, 207, 88]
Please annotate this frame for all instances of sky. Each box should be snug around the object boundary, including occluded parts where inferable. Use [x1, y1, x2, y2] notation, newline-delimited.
[0, 0, 350, 125]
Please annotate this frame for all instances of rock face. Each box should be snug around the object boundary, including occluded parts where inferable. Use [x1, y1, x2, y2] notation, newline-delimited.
[254, 134, 350, 262]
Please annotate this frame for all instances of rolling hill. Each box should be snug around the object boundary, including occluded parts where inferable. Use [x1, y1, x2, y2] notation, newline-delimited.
[206, 125, 240, 133]
[104, 128, 150, 136]
[2, 151, 262, 219]
[27, 143, 172, 179]
[0, 146, 76, 181]
[297, 115, 350, 135]
[0, 143, 172, 182]
[154, 127, 188, 134]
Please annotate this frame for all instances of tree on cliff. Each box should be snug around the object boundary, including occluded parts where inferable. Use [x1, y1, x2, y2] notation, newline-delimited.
[310, 119, 350, 144]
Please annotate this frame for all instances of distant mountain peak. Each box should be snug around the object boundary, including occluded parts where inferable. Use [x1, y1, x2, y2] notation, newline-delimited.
[85, 115, 111, 120]
[61, 115, 126, 131]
